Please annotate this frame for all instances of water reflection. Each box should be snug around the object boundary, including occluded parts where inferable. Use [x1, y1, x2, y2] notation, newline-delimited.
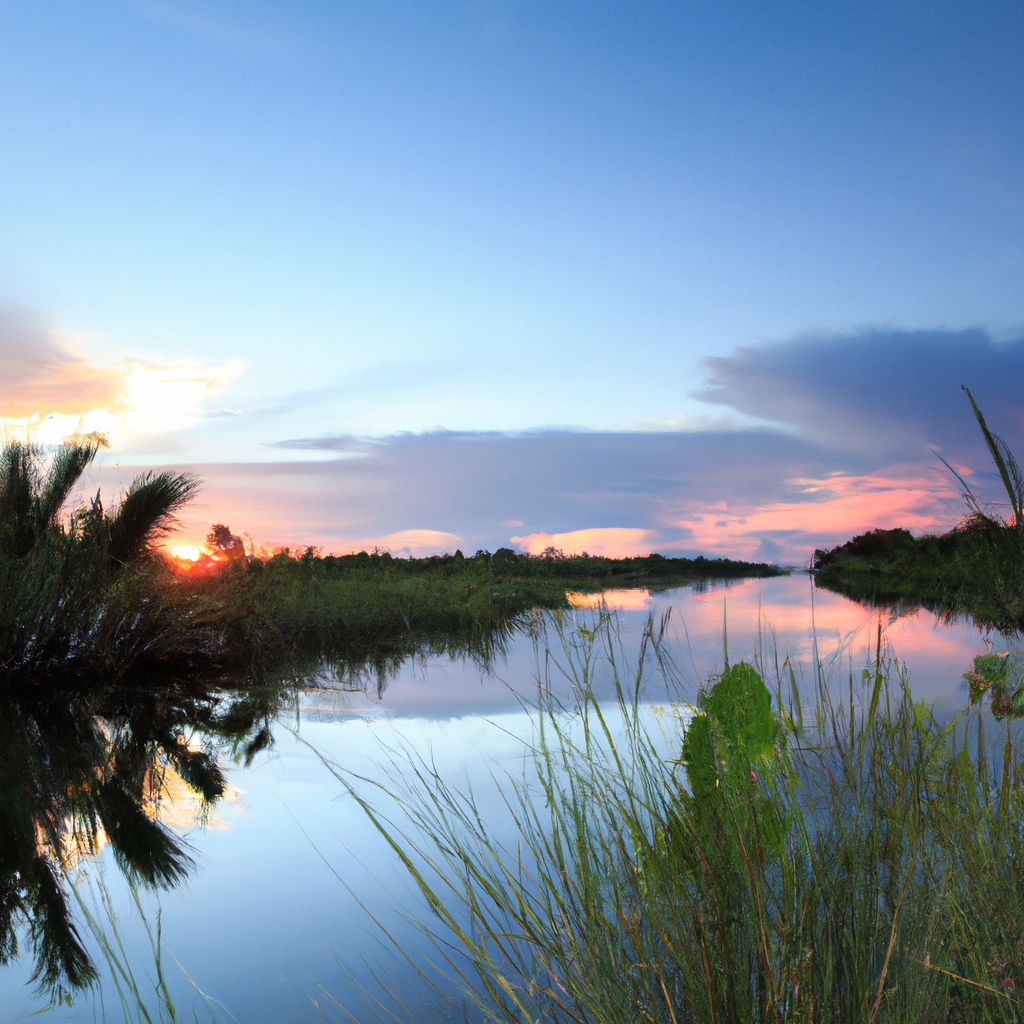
[814, 570, 1024, 636]
[0, 618, 526, 1003]
[0, 679, 274, 999]
[0, 574, 1010, 1020]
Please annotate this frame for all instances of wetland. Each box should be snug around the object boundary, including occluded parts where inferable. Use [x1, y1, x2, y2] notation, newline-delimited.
[5, 414, 1024, 1022]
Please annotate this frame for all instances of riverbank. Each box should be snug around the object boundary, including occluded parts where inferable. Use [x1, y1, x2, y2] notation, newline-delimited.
[812, 521, 1024, 630]
[219, 545, 789, 665]
[326, 609, 1024, 1024]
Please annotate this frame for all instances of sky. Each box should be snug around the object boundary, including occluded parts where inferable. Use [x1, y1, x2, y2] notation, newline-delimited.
[1, 0, 1022, 561]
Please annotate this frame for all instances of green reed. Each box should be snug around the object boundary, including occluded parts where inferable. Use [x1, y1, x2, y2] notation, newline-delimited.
[68, 871, 223, 1024]
[328, 611, 1024, 1024]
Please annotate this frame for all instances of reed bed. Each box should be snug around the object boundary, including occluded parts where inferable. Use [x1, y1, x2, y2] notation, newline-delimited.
[327, 611, 1024, 1024]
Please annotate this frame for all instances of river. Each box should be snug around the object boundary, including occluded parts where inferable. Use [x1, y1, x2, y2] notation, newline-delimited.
[0, 573, 999, 1023]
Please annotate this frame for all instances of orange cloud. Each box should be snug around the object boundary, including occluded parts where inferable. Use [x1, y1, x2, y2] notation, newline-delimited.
[0, 312, 122, 417]
[511, 527, 657, 558]
[0, 307, 245, 447]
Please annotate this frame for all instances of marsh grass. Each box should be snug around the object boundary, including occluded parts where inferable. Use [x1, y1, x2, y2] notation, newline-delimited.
[68, 871, 224, 1024]
[241, 547, 784, 668]
[324, 611, 1024, 1024]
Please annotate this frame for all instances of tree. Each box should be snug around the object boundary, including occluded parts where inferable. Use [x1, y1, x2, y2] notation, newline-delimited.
[0, 438, 199, 570]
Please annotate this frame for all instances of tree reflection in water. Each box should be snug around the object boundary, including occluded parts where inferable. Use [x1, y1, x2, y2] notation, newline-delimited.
[0, 677, 274, 1001]
[0, 618, 517, 1004]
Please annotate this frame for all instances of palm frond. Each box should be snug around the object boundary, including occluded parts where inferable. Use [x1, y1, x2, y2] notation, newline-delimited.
[28, 858, 98, 998]
[0, 442, 38, 558]
[93, 781, 193, 887]
[105, 472, 201, 566]
[32, 436, 106, 539]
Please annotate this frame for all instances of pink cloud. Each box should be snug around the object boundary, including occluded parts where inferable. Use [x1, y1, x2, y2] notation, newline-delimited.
[666, 467, 960, 562]
[85, 451, 965, 567]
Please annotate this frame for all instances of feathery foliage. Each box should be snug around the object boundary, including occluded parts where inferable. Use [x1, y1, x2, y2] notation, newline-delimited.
[0, 439, 208, 683]
[0, 436, 107, 559]
[103, 471, 201, 568]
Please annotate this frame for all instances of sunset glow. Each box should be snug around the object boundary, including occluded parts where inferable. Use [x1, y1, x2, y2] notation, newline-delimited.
[668, 468, 960, 562]
[568, 589, 652, 611]
[0, 350, 245, 449]
[164, 542, 226, 574]
[511, 528, 657, 559]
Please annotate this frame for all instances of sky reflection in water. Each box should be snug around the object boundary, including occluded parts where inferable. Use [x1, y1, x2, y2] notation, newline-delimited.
[0, 575, 999, 1022]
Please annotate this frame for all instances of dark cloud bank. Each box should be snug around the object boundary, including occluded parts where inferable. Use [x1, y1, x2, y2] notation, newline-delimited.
[699, 327, 1024, 462]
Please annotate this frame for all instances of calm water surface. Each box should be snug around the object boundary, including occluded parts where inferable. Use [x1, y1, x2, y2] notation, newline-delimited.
[0, 574, 1001, 1023]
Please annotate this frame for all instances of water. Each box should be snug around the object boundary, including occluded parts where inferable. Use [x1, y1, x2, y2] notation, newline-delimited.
[0, 574, 1000, 1022]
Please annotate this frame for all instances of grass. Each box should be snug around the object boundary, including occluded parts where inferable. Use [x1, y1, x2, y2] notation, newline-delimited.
[141, 540, 786, 675]
[68, 872, 224, 1024]
[323, 611, 1024, 1024]
[244, 545, 785, 654]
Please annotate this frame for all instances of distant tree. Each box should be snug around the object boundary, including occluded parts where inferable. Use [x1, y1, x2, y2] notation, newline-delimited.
[206, 523, 247, 564]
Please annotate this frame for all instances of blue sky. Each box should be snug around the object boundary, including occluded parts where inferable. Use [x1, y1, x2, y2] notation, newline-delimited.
[1, 1, 1023, 557]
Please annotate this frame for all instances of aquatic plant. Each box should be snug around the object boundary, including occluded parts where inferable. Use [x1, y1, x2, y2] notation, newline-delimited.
[328, 613, 1024, 1023]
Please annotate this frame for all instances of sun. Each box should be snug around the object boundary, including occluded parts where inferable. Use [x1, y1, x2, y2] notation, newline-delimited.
[168, 544, 201, 562]
[164, 543, 224, 574]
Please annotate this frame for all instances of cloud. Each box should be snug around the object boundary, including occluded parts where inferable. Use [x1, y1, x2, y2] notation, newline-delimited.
[98, 424, 960, 565]
[696, 327, 1024, 461]
[0, 306, 245, 448]
[81, 326, 1022, 565]
[671, 467, 959, 562]
[0, 308, 123, 418]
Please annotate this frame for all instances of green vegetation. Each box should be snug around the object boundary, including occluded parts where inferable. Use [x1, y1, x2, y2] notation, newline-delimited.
[0, 436, 217, 685]
[815, 387, 1024, 629]
[243, 545, 786, 663]
[331, 615, 1024, 1023]
[812, 521, 1024, 628]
